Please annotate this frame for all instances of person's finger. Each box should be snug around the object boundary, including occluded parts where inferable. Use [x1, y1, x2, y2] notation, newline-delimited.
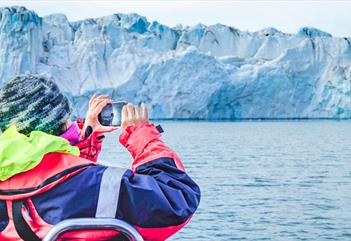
[96, 95, 108, 99]
[99, 126, 118, 133]
[127, 103, 135, 122]
[121, 105, 128, 131]
[121, 105, 128, 121]
[89, 94, 96, 106]
[92, 97, 109, 111]
[92, 95, 108, 105]
[141, 103, 148, 122]
[95, 99, 112, 114]
[134, 105, 141, 121]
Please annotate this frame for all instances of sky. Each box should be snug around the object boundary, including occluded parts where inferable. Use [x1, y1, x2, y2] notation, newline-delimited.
[0, 0, 350, 37]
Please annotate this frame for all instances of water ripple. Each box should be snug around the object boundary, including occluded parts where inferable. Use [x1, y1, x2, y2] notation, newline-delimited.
[100, 121, 351, 240]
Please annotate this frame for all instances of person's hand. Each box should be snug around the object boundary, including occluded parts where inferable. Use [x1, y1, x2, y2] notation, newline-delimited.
[121, 103, 148, 132]
[83, 95, 118, 135]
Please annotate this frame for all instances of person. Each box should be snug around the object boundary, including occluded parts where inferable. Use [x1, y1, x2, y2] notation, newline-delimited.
[0, 75, 201, 241]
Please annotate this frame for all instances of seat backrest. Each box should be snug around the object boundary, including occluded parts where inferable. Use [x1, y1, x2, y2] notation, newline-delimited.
[42, 218, 144, 241]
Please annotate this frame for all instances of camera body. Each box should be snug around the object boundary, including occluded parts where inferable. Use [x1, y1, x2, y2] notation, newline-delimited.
[98, 101, 127, 126]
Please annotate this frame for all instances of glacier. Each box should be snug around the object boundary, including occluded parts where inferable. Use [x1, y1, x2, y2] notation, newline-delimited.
[0, 6, 350, 119]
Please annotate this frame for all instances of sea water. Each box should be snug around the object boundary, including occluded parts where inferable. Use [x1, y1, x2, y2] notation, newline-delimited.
[99, 121, 351, 241]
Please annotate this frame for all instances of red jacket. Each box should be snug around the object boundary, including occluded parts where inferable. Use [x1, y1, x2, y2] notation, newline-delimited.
[0, 122, 201, 240]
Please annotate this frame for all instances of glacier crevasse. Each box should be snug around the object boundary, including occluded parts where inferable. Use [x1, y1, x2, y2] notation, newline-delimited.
[0, 6, 350, 119]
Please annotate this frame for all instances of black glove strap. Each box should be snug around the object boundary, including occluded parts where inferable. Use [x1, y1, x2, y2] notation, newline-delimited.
[85, 125, 93, 138]
[155, 124, 164, 133]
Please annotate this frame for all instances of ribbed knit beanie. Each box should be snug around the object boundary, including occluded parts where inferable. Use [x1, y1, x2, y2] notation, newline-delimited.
[0, 75, 71, 135]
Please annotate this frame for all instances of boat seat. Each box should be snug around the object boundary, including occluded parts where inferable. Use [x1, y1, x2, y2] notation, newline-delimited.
[43, 218, 144, 241]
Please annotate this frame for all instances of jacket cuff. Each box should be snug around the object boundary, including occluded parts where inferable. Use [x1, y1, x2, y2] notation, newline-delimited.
[119, 122, 161, 159]
[76, 132, 105, 162]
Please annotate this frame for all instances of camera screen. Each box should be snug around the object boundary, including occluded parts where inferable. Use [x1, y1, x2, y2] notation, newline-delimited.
[98, 101, 127, 126]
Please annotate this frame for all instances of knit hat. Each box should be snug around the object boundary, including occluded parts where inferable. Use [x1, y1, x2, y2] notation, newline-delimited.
[0, 75, 71, 136]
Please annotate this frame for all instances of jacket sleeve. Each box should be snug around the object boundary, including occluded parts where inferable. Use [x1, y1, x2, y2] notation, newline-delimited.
[75, 119, 105, 163]
[117, 122, 201, 241]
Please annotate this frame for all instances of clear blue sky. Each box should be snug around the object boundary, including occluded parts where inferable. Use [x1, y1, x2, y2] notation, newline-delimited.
[1, 0, 350, 37]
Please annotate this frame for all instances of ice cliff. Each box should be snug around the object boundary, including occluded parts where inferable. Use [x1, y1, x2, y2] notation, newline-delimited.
[0, 6, 350, 119]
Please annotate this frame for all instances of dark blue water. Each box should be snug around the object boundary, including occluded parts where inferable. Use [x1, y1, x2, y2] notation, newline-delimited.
[99, 121, 351, 240]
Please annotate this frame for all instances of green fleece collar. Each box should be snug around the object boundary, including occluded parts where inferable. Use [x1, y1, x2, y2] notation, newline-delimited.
[0, 125, 80, 181]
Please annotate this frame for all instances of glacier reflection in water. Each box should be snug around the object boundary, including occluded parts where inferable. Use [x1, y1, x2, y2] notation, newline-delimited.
[99, 121, 351, 241]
